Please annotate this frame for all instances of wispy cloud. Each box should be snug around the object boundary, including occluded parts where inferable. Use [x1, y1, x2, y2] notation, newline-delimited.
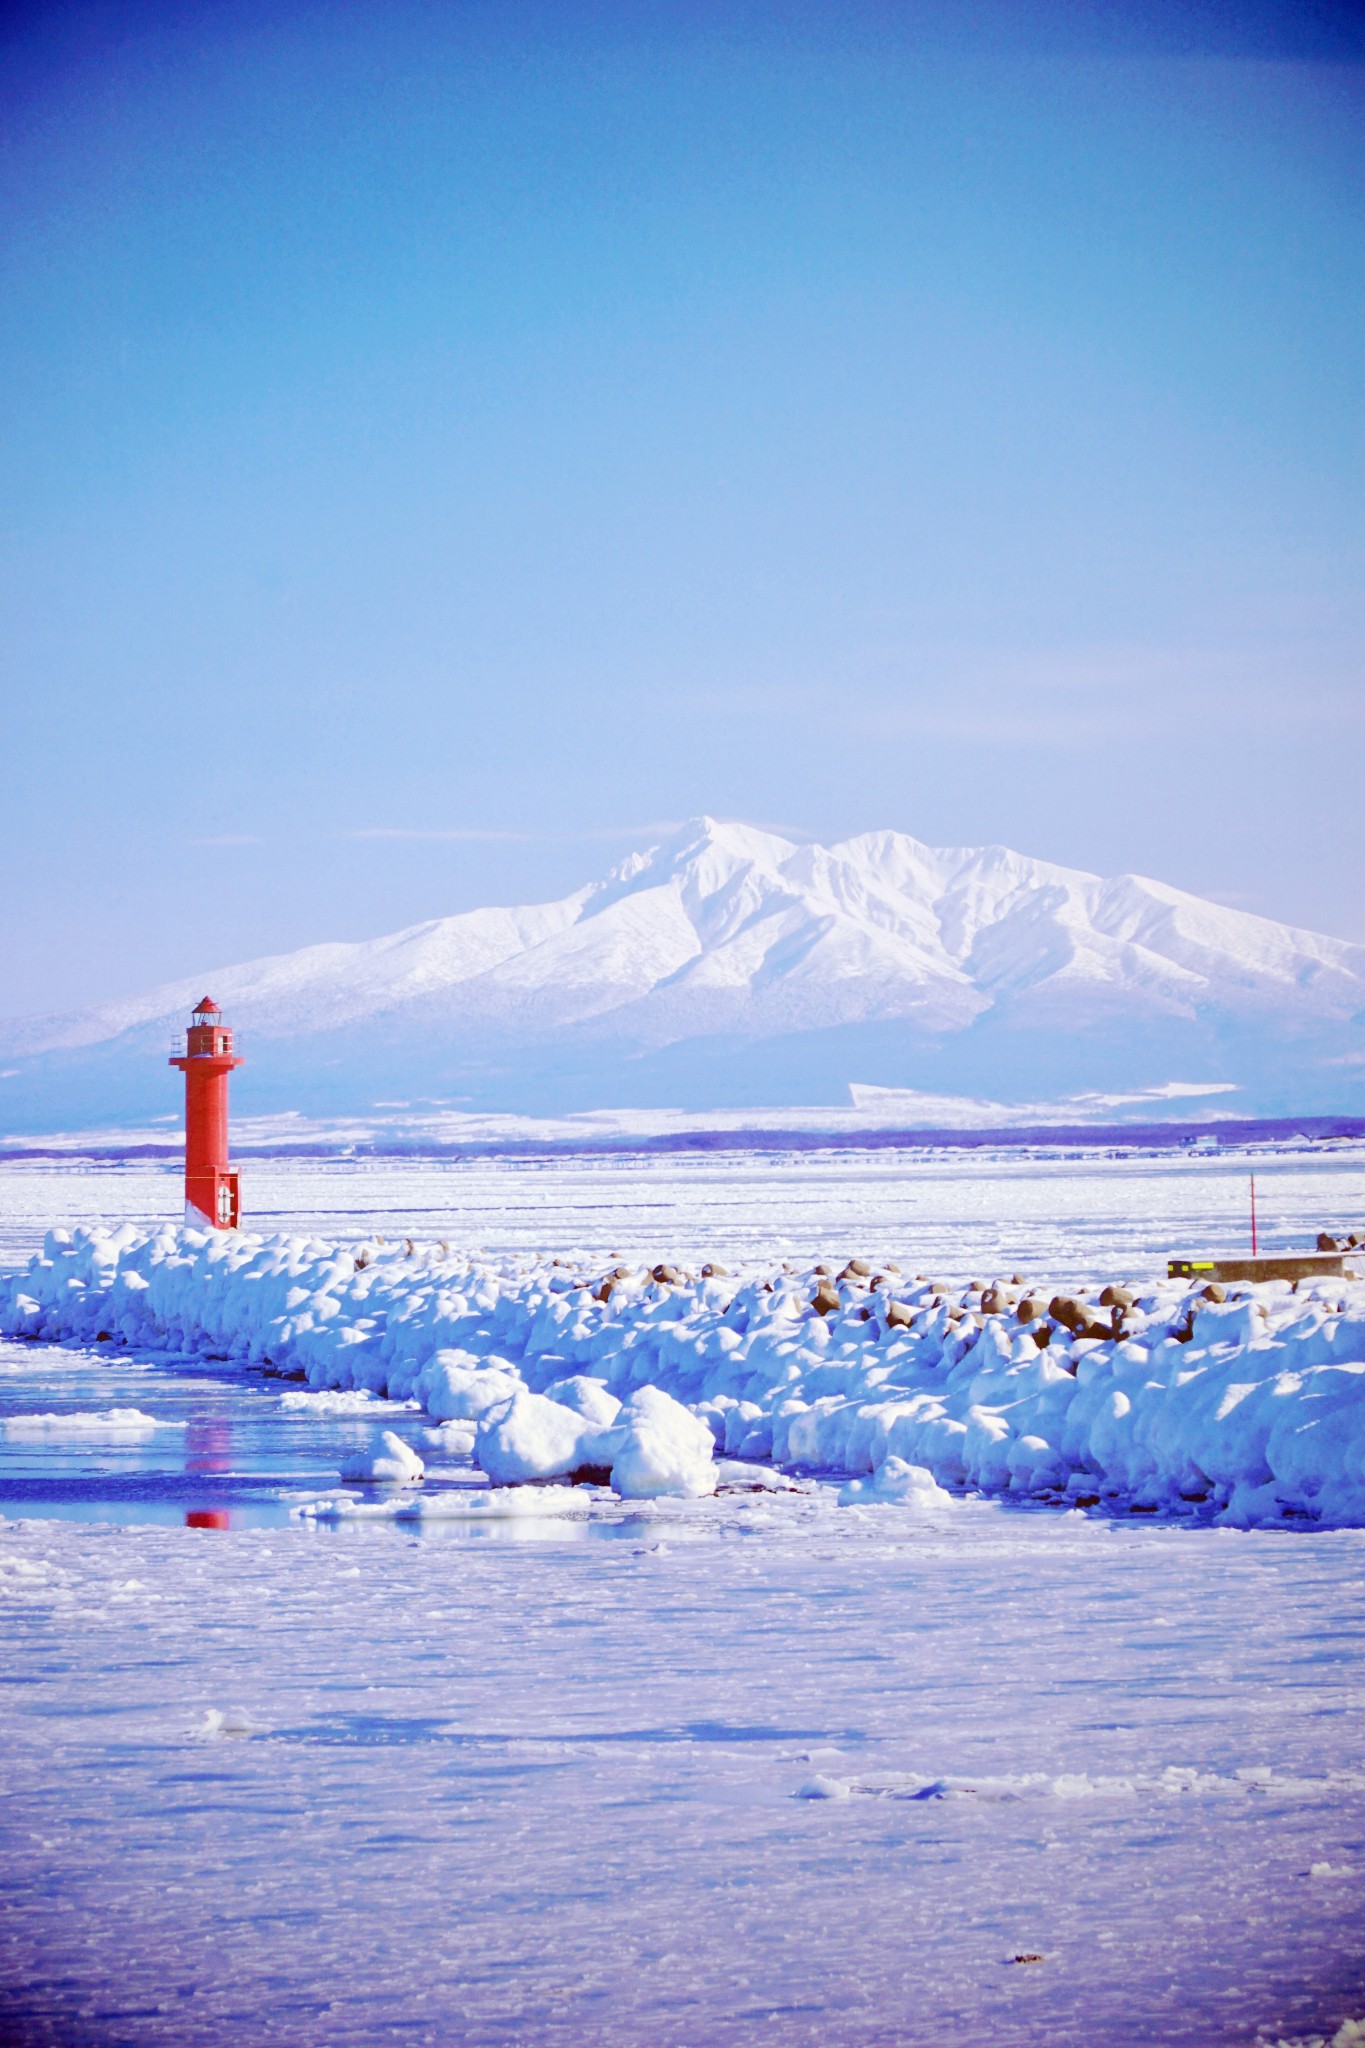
[345, 823, 686, 845]
[573, 820, 684, 842]
[346, 828, 530, 843]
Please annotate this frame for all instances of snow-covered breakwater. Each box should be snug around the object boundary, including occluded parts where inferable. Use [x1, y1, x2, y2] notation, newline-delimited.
[4, 1225, 1365, 1525]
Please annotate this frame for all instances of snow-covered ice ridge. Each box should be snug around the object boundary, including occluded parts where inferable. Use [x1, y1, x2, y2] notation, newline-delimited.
[5, 1225, 1365, 1525]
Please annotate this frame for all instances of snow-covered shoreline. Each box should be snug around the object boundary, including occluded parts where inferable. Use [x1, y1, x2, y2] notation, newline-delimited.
[5, 1223, 1364, 1527]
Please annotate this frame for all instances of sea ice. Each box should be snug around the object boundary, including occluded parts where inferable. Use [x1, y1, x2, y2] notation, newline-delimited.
[3, 1500, 1362, 2048]
[3, 1152, 1365, 2046]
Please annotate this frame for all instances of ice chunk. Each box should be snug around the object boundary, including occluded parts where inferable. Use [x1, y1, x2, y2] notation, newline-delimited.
[838, 1456, 952, 1509]
[339, 1429, 425, 1485]
[796, 1773, 852, 1800]
[475, 1391, 593, 1484]
[607, 1385, 717, 1500]
[201, 1706, 258, 1739]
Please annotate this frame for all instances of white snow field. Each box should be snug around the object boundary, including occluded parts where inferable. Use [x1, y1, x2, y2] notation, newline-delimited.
[1, 1140, 1362, 1273]
[1, 1147, 1364, 2045]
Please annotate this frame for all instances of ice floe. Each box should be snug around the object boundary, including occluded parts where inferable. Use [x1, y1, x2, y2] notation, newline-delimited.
[1, 1406, 179, 1435]
[294, 1482, 592, 1521]
[278, 1388, 416, 1416]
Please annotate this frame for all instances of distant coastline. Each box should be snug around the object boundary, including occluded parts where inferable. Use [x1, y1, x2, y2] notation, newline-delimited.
[3, 1114, 1363, 1164]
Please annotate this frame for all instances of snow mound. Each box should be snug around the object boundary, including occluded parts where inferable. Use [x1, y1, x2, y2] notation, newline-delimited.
[475, 1391, 595, 1484]
[6, 1224, 1365, 1525]
[472, 1383, 715, 1497]
[543, 1375, 622, 1426]
[338, 1429, 425, 1485]
[838, 1456, 951, 1509]
[202, 1706, 258, 1739]
[415, 1351, 523, 1422]
[796, 1773, 853, 1801]
[607, 1386, 717, 1500]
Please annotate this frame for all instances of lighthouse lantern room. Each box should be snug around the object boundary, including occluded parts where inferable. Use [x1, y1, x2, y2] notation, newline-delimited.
[169, 998, 243, 1228]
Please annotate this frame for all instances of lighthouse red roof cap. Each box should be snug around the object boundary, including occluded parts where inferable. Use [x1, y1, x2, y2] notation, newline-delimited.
[192, 997, 222, 1020]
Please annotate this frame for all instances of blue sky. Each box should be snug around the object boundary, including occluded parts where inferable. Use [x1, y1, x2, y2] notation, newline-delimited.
[2, 0, 1362, 1015]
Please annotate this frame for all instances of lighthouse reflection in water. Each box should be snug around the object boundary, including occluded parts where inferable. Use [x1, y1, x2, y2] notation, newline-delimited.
[184, 1417, 233, 1529]
[0, 1338, 390, 1532]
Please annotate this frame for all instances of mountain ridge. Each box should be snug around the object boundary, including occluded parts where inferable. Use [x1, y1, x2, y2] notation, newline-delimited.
[3, 817, 1362, 1129]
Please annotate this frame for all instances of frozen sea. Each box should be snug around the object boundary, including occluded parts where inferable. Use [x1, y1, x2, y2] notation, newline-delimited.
[1, 1146, 1363, 2047]
[3, 1139, 1363, 1275]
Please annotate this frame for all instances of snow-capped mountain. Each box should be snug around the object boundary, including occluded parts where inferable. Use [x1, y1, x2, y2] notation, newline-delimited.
[3, 817, 1363, 1131]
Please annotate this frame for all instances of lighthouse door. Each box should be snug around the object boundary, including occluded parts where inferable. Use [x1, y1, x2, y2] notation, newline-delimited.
[217, 1179, 233, 1226]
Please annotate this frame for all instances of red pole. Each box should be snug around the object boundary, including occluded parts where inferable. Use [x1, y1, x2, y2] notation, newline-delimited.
[1250, 1173, 1258, 1257]
[169, 998, 244, 1228]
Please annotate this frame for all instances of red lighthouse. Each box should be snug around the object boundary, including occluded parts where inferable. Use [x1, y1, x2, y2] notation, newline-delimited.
[170, 998, 243, 1229]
